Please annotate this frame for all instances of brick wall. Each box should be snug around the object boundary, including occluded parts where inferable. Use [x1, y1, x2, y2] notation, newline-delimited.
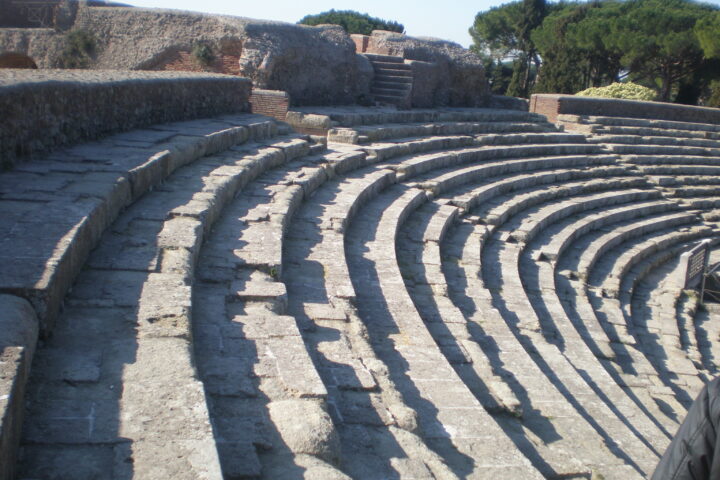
[150, 50, 241, 76]
[531, 94, 720, 125]
[249, 89, 290, 122]
[351, 34, 369, 53]
[529, 95, 561, 122]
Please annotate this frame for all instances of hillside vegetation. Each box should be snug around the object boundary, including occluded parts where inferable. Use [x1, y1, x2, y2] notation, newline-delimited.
[299, 9, 404, 35]
[471, 0, 720, 106]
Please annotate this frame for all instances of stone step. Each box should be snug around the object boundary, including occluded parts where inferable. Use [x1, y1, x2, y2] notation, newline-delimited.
[608, 143, 720, 157]
[372, 66, 413, 77]
[369, 57, 411, 67]
[622, 154, 720, 166]
[282, 168, 478, 478]
[363, 53, 406, 64]
[372, 94, 411, 107]
[592, 124, 720, 141]
[329, 122, 559, 146]
[291, 107, 545, 129]
[15, 131, 315, 479]
[449, 165, 630, 212]
[404, 200, 653, 477]
[620, 241, 712, 385]
[1, 115, 277, 335]
[636, 164, 720, 177]
[509, 188, 663, 245]
[374, 80, 414, 91]
[371, 86, 412, 97]
[575, 212, 702, 278]
[374, 74, 414, 85]
[446, 221, 655, 476]
[526, 203, 690, 436]
[419, 153, 620, 198]
[554, 213, 708, 413]
[482, 248, 662, 474]
[345, 185, 545, 478]
[558, 114, 720, 135]
[666, 186, 720, 197]
[589, 134, 720, 149]
[482, 196, 675, 462]
[535, 200, 679, 264]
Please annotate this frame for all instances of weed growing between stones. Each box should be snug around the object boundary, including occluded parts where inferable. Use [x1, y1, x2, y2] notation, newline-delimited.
[58, 29, 96, 68]
[192, 42, 216, 66]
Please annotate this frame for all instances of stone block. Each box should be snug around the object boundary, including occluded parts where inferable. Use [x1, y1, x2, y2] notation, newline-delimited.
[267, 400, 340, 464]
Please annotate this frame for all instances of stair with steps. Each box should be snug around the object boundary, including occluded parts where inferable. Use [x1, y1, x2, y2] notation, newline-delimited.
[6, 105, 720, 479]
[363, 53, 413, 108]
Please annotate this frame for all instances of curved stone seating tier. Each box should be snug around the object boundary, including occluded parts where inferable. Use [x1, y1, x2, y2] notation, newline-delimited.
[622, 155, 720, 166]
[293, 106, 547, 129]
[344, 185, 544, 479]
[328, 121, 559, 144]
[619, 247, 705, 370]
[15, 127, 318, 478]
[590, 226, 715, 298]
[479, 190, 676, 458]
[527, 223, 687, 438]
[531, 200, 679, 264]
[590, 125, 720, 141]
[623, 244, 713, 392]
[608, 144, 720, 157]
[571, 212, 702, 278]
[558, 215, 710, 402]
[414, 152, 617, 197]
[402, 206, 638, 478]
[394, 153, 692, 472]
[588, 134, 720, 149]
[694, 300, 720, 379]
[280, 154, 541, 477]
[592, 229, 717, 394]
[558, 114, 720, 135]
[1, 115, 277, 333]
[10, 104, 720, 479]
[466, 222, 657, 476]
[443, 164, 630, 211]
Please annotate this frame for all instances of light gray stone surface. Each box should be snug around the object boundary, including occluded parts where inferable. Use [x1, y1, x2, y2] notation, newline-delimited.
[8, 106, 720, 478]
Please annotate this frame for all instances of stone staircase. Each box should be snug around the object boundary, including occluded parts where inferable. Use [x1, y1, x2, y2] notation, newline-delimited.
[363, 54, 413, 109]
[5, 106, 720, 479]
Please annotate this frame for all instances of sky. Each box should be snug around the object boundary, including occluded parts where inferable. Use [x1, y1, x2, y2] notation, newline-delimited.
[121, 0, 720, 49]
[120, 0, 504, 48]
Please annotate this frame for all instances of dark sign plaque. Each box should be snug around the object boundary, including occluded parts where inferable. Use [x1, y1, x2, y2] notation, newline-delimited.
[685, 240, 711, 290]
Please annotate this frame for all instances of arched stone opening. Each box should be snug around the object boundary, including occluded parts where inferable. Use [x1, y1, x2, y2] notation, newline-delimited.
[0, 52, 38, 69]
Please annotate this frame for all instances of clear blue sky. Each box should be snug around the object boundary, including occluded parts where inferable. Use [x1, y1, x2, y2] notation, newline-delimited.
[122, 0, 720, 48]
[121, 0, 503, 47]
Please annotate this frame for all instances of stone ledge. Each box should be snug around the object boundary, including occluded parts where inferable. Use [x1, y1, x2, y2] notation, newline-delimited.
[531, 93, 720, 125]
[0, 295, 39, 480]
[0, 70, 252, 168]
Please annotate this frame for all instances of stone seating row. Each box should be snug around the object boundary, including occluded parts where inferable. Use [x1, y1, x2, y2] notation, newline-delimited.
[558, 114, 720, 135]
[14, 124, 337, 478]
[11, 105, 720, 479]
[2, 115, 290, 479]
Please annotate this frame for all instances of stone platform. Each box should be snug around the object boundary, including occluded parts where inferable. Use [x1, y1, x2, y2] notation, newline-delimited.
[3, 105, 720, 479]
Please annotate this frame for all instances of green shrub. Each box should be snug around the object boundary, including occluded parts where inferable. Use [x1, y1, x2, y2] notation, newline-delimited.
[298, 9, 404, 35]
[575, 82, 657, 101]
[192, 43, 215, 66]
[706, 80, 720, 108]
[59, 29, 96, 68]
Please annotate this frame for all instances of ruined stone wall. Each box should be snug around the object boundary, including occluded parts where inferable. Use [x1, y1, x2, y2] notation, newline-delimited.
[0, 70, 252, 168]
[0, 6, 491, 107]
[531, 94, 720, 124]
[363, 30, 489, 107]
